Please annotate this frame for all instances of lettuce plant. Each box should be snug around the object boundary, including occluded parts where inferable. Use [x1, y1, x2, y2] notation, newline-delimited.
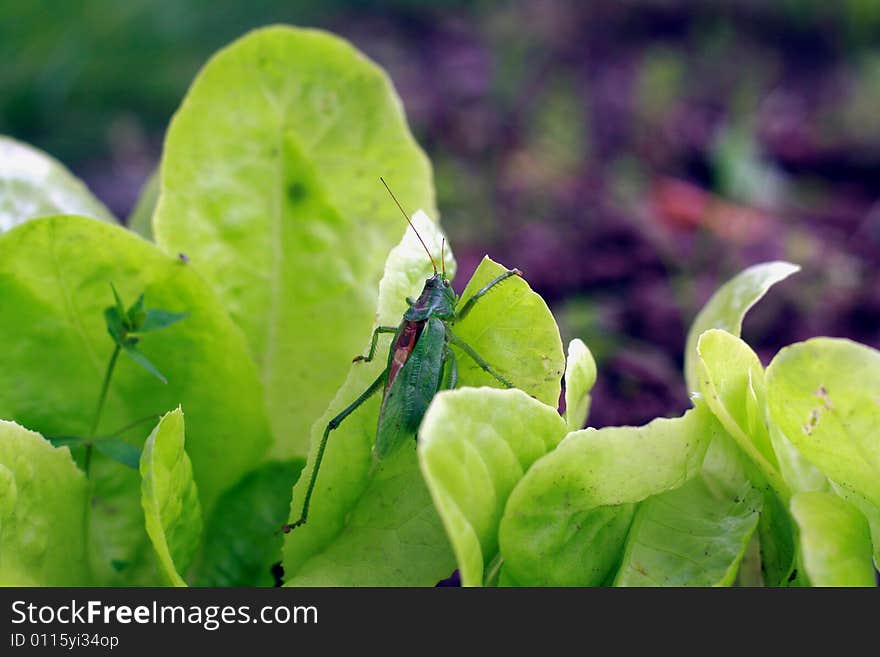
[0, 26, 877, 587]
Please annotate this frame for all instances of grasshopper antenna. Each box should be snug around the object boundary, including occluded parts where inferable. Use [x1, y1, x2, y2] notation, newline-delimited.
[441, 238, 446, 278]
[380, 176, 437, 274]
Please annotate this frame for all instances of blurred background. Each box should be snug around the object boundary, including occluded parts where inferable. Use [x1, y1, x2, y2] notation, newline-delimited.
[3, 0, 879, 427]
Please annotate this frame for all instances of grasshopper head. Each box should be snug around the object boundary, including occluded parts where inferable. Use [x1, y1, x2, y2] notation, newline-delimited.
[405, 273, 457, 321]
[431, 272, 457, 305]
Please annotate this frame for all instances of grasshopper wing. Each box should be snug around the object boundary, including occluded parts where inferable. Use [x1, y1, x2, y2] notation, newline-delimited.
[375, 317, 446, 459]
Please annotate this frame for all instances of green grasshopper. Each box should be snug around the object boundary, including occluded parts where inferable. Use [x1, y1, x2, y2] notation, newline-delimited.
[283, 179, 520, 532]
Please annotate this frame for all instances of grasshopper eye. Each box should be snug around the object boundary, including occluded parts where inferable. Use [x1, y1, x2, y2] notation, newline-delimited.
[443, 280, 450, 287]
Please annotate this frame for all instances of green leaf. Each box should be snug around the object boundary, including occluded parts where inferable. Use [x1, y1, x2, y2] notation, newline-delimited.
[564, 338, 597, 431]
[122, 343, 168, 384]
[696, 329, 787, 497]
[684, 261, 799, 392]
[736, 534, 764, 586]
[127, 293, 146, 327]
[766, 337, 880, 572]
[47, 435, 86, 449]
[769, 423, 829, 495]
[86, 468, 159, 585]
[194, 459, 304, 587]
[0, 136, 115, 233]
[111, 283, 126, 312]
[127, 171, 158, 240]
[418, 388, 568, 586]
[830, 486, 880, 567]
[104, 307, 125, 344]
[452, 257, 565, 406]
[154, 26, 437, 459]
[766, 338, 880, 509]
[94, 437, 141, 470]
[0, 420, 90, 585]
[790, 492, 875, 586]
[497, 566, 522, 587]
[615, 484, 761, 586]
[750, 474, 799, 586]
[614, 433, 762, 587]
[141, 309, 189, 333]
[499, 402, 721, 586]
[0, 215, 272, 584]
[696, 329, 798, 584]
[289, 445, 455, 586]
[283, 213, 456, 586]
[140, 408, 202, 587]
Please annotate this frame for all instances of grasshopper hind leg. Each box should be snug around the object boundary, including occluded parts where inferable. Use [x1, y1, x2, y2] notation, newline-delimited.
[282, 371, 386, 532]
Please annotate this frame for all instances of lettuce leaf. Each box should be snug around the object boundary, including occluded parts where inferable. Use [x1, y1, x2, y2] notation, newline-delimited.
[154, 26, 437, 458]
[140, 408, 202, 586]
[0, 420, 90, 585]
[0, 136, 114, 233]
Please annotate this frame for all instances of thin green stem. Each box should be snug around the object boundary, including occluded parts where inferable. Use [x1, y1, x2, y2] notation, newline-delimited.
[103, 413, 160, 439]
[85, 344, 120, 475]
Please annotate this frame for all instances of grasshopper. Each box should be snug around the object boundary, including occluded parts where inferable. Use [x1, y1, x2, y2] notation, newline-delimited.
[283, 179, 520, 532]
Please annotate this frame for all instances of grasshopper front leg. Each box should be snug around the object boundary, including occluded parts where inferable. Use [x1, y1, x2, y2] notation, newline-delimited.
[446, 328, 514, 389]
[454, 268, 522, 322]
[353, 326, 398, 363]
[283, 371, 387, 532]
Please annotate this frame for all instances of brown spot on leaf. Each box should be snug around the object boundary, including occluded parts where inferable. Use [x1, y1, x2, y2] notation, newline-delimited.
[815, 385, 834, 410]
[802, 408, 822, 435]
